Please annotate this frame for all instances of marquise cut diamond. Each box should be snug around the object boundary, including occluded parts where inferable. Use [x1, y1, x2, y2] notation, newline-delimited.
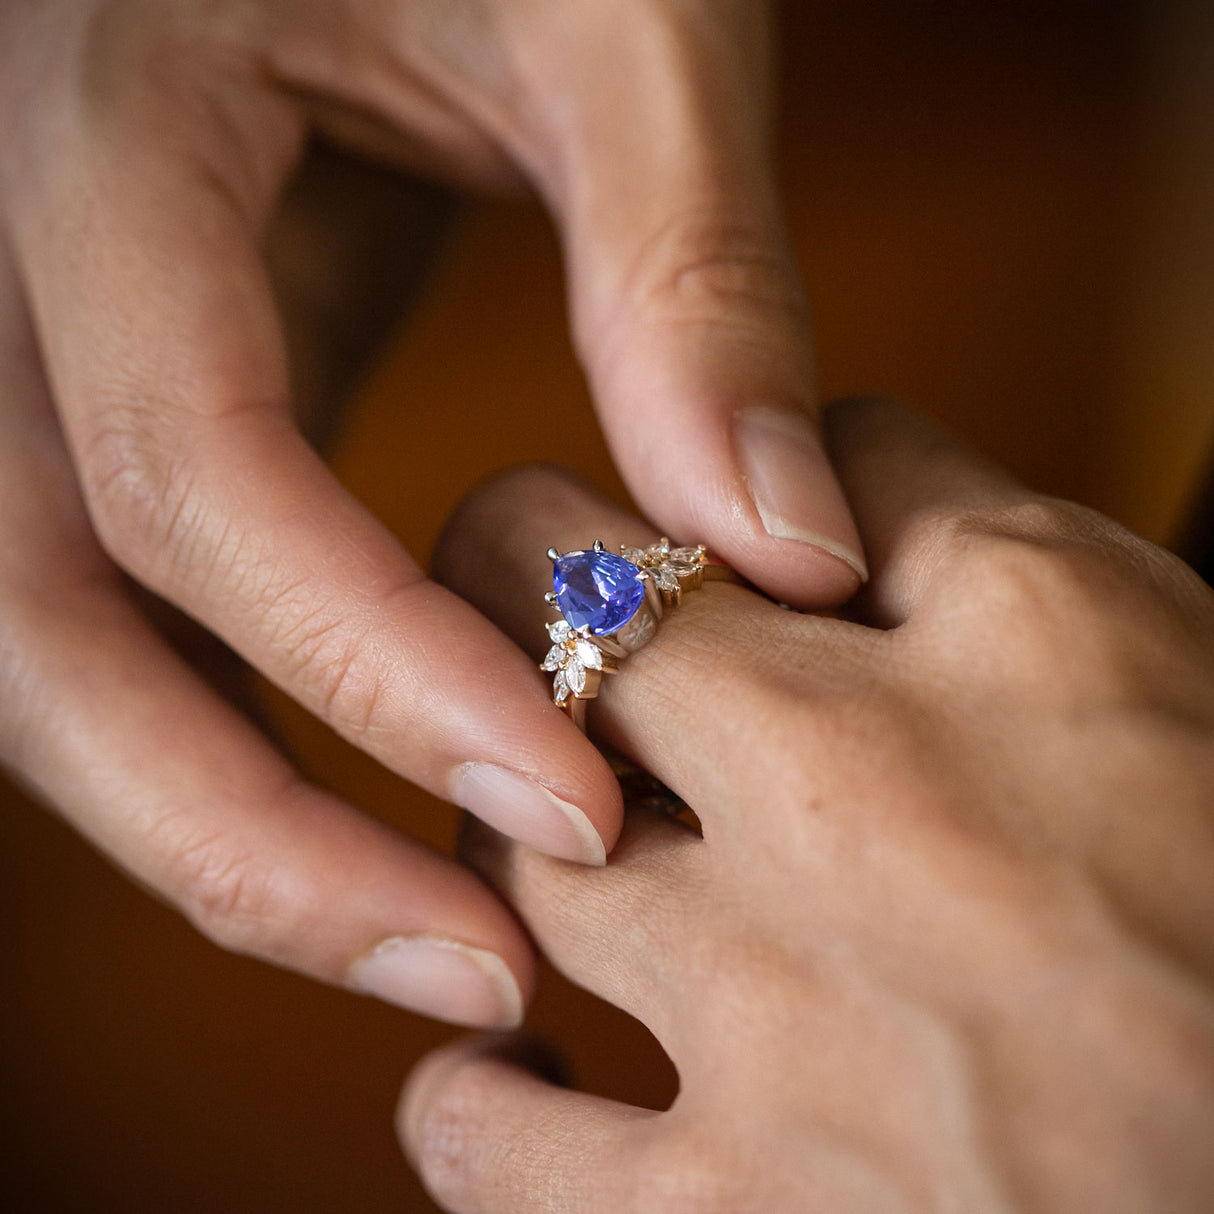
[542, 616, 606, 704]
[622, 538, 705, 598]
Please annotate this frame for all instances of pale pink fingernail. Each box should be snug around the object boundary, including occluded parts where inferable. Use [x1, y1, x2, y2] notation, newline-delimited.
[453, 763, 606, 866]
[349, 936, 524, 1029]
[735, 406, 868, 580]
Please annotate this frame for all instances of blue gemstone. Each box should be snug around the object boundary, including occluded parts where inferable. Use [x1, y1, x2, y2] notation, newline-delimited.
[553, 549, 645, 635]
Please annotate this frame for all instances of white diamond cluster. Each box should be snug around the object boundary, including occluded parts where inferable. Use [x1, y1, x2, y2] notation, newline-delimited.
[541, 619, 603, 705]
[621, 539, 706, 593]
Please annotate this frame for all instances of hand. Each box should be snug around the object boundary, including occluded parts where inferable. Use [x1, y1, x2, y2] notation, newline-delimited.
[404, 399, 1214, 1210]
[0, 1, 863, 1026]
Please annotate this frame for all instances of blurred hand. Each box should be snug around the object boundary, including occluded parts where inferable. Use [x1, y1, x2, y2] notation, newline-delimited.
[406, 400, 1214, 1210]
[0, 1, 863, 1026]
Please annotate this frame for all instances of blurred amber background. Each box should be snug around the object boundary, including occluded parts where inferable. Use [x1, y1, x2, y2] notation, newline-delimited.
[4, 3, 1213, 1210]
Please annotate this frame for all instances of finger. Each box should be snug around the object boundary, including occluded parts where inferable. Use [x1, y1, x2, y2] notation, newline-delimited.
[6, 80, 620, 863]
[432, 465, 814, 822]
[11, 588, 534, 1028]
[459, 807, 704, 1041]
[0, 262, 531, 1030]
[821, 397, 1049, 622]
[531, 3, 866, 608]
[401, 1035, 653, 1214]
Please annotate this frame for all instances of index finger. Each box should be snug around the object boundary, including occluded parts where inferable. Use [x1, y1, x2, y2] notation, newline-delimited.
[7, 77, 620, 865]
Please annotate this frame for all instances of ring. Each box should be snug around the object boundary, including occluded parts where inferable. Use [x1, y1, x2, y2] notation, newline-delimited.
[540, 537, 737, 731]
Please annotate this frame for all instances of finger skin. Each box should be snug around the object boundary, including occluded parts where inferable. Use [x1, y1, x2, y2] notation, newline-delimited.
[432, 463, 868, 819]
[6, 73, 622, 863]
[822, 398, 1031, 623]
[2, 563, 537, 1027]
[0, 247, 531, 1030]
[822, 397, 1214, 630]
[401, 1034, 652, 1214]
[459, 809, 703, 1045]
[537, 2, 866, 606]
[269, 0, 864, 604]
[288, 0, 864, 608]
[427, 407, 1214, 1210]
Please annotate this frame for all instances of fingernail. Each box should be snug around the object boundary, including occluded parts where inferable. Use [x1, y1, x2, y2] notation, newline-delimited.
[349, 936, 524, 1029]
[735, 406, 868, 580]
[453, 763, 606, 866]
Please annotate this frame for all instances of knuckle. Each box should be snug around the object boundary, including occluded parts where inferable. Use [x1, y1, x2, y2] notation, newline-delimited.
[77, 405, 200, 580]
[935, 499, 1123, 603]
[969, 497, 1105, 544]
[73, 389, 286, 591]
[165, 823, 293, 957]
[912, 503, 1198, 707]
[961, 540, 1098, 623]
[272, 598, 391, 741]
[921, 502, 1142, 643]
[623, 208, 808, 337]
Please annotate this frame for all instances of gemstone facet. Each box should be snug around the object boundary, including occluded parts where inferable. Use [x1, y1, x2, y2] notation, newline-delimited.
[541, 619, 605, 704]
[553, 549, 645, 635]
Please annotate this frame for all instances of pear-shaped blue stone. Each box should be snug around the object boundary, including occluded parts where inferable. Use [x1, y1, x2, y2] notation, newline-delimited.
[553, 549, 645, 636]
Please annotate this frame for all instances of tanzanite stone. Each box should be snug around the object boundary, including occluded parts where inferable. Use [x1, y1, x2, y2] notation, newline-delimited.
[553, 549, 644, 635]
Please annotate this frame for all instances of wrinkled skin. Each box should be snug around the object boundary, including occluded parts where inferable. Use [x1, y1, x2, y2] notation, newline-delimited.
[404, 399, 1214, 1212]
[0, 0, 863, 1026]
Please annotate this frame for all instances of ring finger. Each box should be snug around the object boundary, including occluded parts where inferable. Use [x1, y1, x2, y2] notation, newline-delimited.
[431, 464, 799, 824]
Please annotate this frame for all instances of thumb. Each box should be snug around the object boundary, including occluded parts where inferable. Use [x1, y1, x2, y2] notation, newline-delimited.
[541, 2, 865, 605]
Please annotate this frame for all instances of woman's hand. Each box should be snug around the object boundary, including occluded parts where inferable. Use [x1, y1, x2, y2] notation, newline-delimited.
[0, 0, 861, 1027]
[405, 399, 1214, 1210]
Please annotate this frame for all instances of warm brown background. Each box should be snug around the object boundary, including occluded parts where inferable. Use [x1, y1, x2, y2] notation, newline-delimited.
[4, 3, 1213, 1211]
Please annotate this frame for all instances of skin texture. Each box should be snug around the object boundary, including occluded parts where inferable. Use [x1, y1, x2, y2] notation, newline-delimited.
[405, 399, 1214, 1212]
[0, 0, 864, 1025]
